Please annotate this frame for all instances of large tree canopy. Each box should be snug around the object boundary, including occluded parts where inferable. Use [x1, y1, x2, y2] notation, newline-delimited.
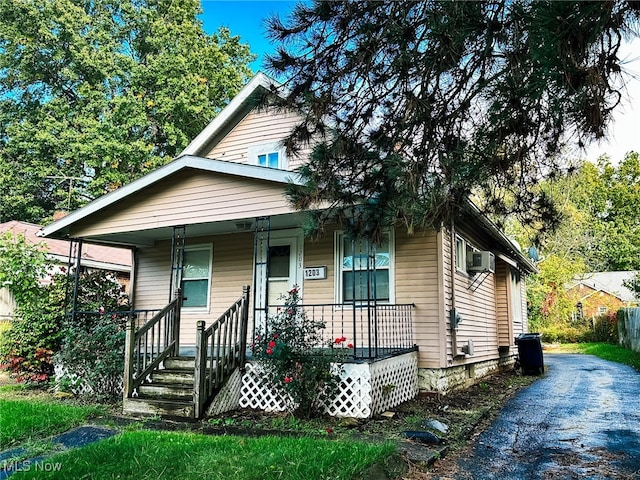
[0, 0, 255, 223]
[512, 151, 640, 336]
[266, 0, 639, 238]
[531, 151, 640, 272]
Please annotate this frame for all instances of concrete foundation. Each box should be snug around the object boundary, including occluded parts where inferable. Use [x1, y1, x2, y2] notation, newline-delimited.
[418, 355, 516, 393]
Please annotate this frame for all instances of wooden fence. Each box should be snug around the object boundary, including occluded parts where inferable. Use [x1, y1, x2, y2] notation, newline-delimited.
[618, 307, 640, 353]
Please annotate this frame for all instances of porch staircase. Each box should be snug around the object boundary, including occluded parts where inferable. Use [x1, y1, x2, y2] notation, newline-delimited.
[123, 287, 250, 419]
[123, 356, 199, 418]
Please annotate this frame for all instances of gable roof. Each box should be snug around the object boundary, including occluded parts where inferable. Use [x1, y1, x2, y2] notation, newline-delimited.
[571, 271, 639, 303]
[180, 72, 282, 157]
[1, 221, 130, 272]
[37, 71, 535, 274]
[38, 155, 302, 241]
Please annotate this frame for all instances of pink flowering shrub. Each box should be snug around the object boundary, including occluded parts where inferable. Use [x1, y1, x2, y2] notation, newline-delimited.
[254, 286, 344, 418]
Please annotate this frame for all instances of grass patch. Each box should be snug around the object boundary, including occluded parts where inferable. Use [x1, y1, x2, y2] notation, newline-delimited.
[9, 430, 396, 480]
[552, 342, 640, 371]
[0, 395, 103, 449]
[0, 383, 26, 393]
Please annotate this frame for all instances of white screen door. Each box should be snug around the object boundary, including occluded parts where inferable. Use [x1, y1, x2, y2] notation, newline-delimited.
[265, 232, 301, 307]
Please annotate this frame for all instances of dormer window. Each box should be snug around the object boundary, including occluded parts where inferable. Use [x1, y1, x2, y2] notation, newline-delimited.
[248, 142, 287, 169]
[258, 152, 279, 168]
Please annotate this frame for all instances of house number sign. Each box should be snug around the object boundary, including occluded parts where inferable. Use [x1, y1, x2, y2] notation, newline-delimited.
[303, 266, 327, 280]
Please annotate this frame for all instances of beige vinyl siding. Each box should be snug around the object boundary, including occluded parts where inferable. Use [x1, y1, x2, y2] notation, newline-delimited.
[134, 243, 171, 311]
[69, 170, 294, 238]
[299, 226, 443, 369]
[444, 228, 500, 363]
[301, 234, 334, 303]
[133, 241, 174, 331]
[453, 272, 498, 362]
[495, 260, 512, 347]
[205, 108, 312, 171]
[208, 232, 255, 343]
[395, 229, 443, 369]
[134, 233, 255, 347]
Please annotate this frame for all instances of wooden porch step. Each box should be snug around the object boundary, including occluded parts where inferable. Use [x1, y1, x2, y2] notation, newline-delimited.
[123, 397, 194, 418]
[163, 356, 217, 371]
[152, 368, 195, 384]
[125, 351, 231, 419]
[163, 356, 196, 370]
[137, 382, 193, 400]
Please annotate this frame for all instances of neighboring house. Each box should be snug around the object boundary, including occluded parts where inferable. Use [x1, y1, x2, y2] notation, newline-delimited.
[568, 271, 640, 320]
[0, 221, 132, 320]
[39, 73, 536, 419]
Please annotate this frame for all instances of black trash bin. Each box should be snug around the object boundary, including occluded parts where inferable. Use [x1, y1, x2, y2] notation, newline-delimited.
[515, 333, 544, 375]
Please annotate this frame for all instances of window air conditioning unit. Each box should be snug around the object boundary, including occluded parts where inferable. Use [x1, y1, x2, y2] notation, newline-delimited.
[468, 251, 495, 273]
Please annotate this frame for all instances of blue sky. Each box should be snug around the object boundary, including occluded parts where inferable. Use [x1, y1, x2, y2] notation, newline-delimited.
[199, 1, 298, 73]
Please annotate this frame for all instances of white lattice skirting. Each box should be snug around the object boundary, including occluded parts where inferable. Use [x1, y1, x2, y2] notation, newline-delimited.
[239, 351, 418, 419]
[54, 363, 124, 397]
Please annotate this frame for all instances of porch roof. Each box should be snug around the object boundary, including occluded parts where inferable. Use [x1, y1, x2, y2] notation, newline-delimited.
[37, 155, 304, 246]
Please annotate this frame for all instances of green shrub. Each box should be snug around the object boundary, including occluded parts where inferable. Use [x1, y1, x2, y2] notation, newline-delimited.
[55, 271, 129, 401]
[537, 323, 585, 344]
[0, 232, 130, 391]
[0, 233, 62, 383]
[56, 312, 127, 401]
[587, 312, 619, 344]
[537, 312, 619, 344]
[253, 286, 343, 419]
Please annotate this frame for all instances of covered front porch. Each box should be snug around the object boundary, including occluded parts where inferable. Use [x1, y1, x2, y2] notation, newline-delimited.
[37, 154, 421, 418]
[122, 277, 418, 419]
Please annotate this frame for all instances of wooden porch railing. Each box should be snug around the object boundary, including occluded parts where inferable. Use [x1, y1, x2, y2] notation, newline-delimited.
[124, 290, 182, 397]
[194, 285, 250, 417]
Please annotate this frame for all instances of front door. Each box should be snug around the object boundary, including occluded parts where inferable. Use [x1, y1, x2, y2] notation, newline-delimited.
[267, 234, 301, 306]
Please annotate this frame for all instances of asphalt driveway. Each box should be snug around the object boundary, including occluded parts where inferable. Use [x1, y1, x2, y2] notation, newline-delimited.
[443, 353, 640, 480]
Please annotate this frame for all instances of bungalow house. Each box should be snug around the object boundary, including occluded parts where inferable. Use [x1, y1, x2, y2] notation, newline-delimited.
[39, 73, 536, 419]
[567, 271, 640, 320]
[0, 220, 131, 321]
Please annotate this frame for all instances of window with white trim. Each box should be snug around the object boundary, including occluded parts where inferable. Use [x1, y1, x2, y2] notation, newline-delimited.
[181, 245, 212, 310]
[455, 235, 475, 273]
[247, 142, 287, 169]
[336, 232, 393, 303]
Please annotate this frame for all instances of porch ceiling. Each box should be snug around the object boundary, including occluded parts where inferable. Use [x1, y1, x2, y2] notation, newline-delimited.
[74, 212, 306, 248]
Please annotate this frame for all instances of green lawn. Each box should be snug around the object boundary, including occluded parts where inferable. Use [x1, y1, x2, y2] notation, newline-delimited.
[555, 342, 640, 371]
[0, 388, 103, 449]
[8, 430, 396, 480]
[1, 384, 397, 479]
